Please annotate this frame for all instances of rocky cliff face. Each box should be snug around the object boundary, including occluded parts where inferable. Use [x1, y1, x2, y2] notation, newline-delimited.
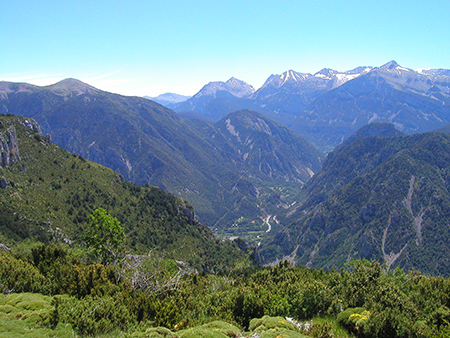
[0, 124, 20, 167]
[0, 116, 43, 168]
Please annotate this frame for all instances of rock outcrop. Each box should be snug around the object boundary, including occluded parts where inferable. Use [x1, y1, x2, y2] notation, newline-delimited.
[0, 124, 20, 167]
[0, 117, 44, 168]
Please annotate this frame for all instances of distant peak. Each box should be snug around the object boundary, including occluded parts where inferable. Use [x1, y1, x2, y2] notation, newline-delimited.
[381, 60, 400, 70]
[193, 77, 254, 99]
[226, 77, 251, 87]
[347, 66, 373, 75]
[147, 92, 191, 104]
[54, 78, 93, 88]
[314, 68, 336, 79]
[379, 61, 413, 74]
[46, 78, 98, 96]
[281, 70, 298, 78]
[226, 77, 239, 83]
[59, 78, 85, 84]
[279, 70, 310, 85]
[316, 68, 335, 75]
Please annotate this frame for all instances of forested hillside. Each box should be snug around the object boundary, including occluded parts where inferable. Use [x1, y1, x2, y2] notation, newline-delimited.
[0, 80, 323, 244]
[2, 115, 450, 337]
[0, 114, 247, 270]
[261, 125, 450, 276]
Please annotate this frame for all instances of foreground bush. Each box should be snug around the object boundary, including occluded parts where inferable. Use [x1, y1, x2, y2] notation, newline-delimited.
[130, 326, 179, 338]
[4, 246, 450, 337]
[178, 321, 241, 338]
[53, 293, 135, 336]
[0, 251, 46, 294]
[246, 315, 307, 338]
[336, 307, 368, 332]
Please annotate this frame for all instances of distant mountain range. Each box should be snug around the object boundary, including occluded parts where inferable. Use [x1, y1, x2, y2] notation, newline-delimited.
[4, 60, 450, 275]
[161, 61, 450, 151]
[145, 93, 191, 106]
[0, 80, 322, 244]
[172, 78, 256, 121]
[290, 61, 450, 150]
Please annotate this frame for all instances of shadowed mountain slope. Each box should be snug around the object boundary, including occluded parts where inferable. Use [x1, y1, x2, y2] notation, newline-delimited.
[261, 124, 450, 276]
[0, 115, 247, 269]
[0, 81, 323, 244]
[288, 61, 450, 150]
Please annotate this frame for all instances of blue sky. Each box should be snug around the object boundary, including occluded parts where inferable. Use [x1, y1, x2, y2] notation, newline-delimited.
[1, 1, 449, 96]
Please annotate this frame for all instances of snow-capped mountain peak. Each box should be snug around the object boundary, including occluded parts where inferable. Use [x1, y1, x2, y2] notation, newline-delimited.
[262, 70, 311, 88]
[314, 68, 336, 80]
[380, 60, 413, 75]
[416, 68, 431, 74]
[381, 60, 400, 70]
[225, 77, 255, 97]
[193, 77, 254, 99]
[313, 67, 367, 87]
[416, 68, 450, 77]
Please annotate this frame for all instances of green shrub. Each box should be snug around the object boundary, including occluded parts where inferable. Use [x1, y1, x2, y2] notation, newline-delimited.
[28, 244, 121, 297]
[245, 316, 307, 338]
[232, 287, 265, 328]
[53, 293, 135, 335]
[258, 328, 307, 338]
[308, 321, 334, 338]
[178, 328, 228, 338]
[337, 307, 371, 336]
[178, 321, 240, 338]
[362, 308, 415, 338]
[149, 297, 182, 329]
[130, 326, 179, 337]
[249, 315, 297, 332]
[199, 321, 242, 337]
[290, 280, 333, 319]
[0, 251, 46, 293]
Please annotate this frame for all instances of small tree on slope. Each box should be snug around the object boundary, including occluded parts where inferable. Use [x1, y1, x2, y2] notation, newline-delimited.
[85, 208, 125, 265]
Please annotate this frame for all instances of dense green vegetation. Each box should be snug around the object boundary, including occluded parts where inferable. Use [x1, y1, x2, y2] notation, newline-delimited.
[262, 126, 450, 276]
[2, 116, 450, 337]
[0, 115, 248, 270]
[1, 248, 450, 337]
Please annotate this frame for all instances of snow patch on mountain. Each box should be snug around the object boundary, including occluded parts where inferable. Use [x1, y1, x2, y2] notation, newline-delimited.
[314, 73, 331, 80]
[334, 73, 360, 85]
[260, 66, 370, 93]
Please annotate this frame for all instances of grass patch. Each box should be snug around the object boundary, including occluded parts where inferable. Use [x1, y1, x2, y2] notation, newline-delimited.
[0, 292, 75, 337]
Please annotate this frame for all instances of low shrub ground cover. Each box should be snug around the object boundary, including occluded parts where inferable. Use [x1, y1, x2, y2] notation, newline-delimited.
[1, 244, 450, 337]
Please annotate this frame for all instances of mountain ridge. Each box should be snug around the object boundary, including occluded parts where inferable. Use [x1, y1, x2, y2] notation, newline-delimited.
[260, 125, 450, 276]
[162, 61, 450, 151]
[0, 114, 247, 269]
[0, 83, 323, 244]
